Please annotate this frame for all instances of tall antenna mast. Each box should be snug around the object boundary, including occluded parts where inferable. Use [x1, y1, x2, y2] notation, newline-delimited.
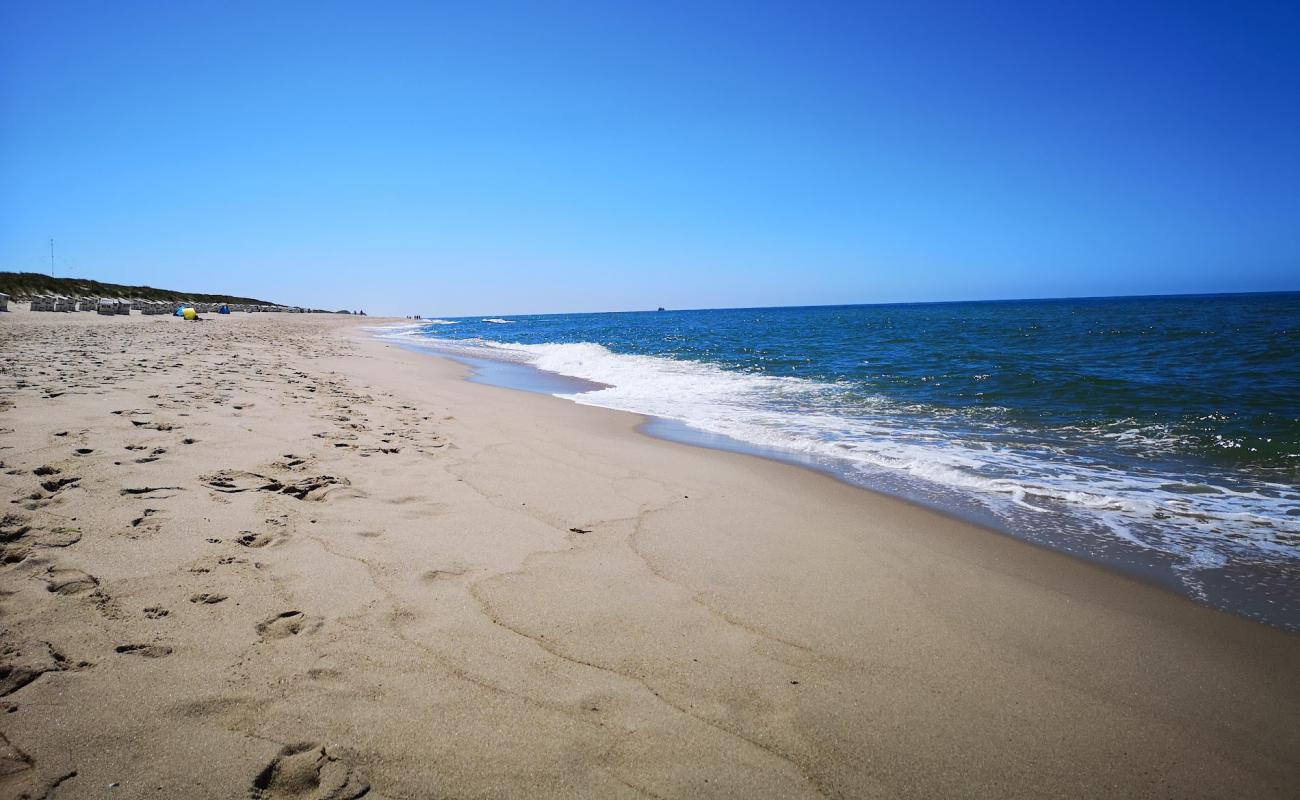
[50, 238, 54, 277]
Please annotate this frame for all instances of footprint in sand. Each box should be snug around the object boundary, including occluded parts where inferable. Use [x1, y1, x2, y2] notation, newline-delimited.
[0, 639, 71, 697]
[43, 566, 98, 596]
[121, 507, 174, 540]
[255, 611, 320, 640]
[119, 486, 184, 500]
[1, 514, 81, 565]
[190, 592, 228, 605]
[130, 507, 162, 530]
[202, 470, 351, 502]
[19, 475, 80, 509]
[271, 454, 310, 471]
[114, 643, 173, 658]
[250, 743, 369, 800]
[235, 531, 278, 548]
[130, 419, 177, 431]
[202, 470, 279, 493]
[280, 476, 352, 500]
[39, 476, 79, 494]
[0, 730, 34, 783]
[143, 606, 169, 619]
[135, 447, 167, 464]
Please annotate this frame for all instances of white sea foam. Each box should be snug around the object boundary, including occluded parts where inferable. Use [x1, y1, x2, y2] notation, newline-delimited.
[482, 318, 514, 324]
[363, 322, 430, 338]
[396, 336, 1300, 566]
[365, 321, 459, 341]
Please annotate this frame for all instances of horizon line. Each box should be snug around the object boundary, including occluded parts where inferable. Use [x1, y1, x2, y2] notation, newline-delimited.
[423, 287, 1300, 320]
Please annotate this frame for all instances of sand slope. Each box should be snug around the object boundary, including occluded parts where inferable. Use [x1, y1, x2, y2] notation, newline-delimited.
[0, 310, 1296, 799]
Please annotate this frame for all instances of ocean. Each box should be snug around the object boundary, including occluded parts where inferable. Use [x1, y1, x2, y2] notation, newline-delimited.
[373, 293, 1300, 630]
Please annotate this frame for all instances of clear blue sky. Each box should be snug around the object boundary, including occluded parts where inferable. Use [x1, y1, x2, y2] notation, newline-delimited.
[2, 1, 1297, 315]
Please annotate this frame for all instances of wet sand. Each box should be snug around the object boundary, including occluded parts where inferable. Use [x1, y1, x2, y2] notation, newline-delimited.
[0, 308, 1296, 798]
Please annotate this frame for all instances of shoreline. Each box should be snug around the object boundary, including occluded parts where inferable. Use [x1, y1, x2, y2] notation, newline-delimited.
[1, 309, 1296, 798]
[382, 329, 1300, 633]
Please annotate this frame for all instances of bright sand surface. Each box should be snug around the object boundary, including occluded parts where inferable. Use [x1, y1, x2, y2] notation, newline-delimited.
[1, 308, 1296, 799]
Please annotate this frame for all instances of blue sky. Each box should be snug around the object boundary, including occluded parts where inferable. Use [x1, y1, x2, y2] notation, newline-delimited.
[2, 1, 1296, 315]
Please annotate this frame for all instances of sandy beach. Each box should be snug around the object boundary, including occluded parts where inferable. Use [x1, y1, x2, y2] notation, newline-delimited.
[0, 308, 1296, 799]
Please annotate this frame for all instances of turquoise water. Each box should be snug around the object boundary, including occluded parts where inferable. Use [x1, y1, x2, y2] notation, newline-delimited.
[374, 293, 1300, 629]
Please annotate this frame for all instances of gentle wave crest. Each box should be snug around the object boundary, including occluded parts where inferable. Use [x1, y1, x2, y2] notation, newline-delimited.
[363, 322, 430, 337]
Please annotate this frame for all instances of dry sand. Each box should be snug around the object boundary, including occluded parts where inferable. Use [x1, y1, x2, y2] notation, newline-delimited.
[0, 308, 1296, 799]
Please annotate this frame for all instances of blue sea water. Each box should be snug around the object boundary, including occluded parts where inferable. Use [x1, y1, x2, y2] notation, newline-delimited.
[373, 293, 1300, 630]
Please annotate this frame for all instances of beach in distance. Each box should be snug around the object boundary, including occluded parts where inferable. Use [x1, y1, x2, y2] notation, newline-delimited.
[1, 305, 1297, 799]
